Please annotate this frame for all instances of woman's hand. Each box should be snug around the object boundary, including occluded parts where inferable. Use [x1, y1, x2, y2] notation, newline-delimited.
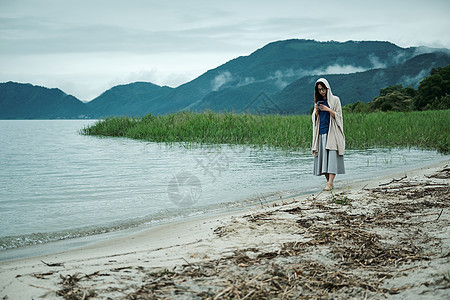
[318, 103, 328, 111]
[319, 104, 335, 118]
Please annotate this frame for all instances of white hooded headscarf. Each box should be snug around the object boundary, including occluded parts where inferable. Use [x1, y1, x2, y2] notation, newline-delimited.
[311, 78, 345, 156]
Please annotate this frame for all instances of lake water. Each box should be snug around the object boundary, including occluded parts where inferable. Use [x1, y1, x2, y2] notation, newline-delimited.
[0, 120, 447, 261]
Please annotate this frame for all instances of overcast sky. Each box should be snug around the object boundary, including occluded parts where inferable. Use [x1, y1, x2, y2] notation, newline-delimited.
[1, 0, 449, 101]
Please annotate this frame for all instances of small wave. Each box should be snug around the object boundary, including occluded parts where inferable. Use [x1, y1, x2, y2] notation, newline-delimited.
[0, 198, 266, 251]
[0, 228, 112, 251]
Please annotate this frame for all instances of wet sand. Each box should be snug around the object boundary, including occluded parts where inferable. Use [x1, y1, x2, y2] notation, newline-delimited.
[1, 159, 449, 299]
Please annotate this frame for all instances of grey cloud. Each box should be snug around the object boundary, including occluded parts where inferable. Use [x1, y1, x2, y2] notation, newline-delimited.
[213, 68, 313, 91]
[388, 51, 414, 65]
[0, 11, 337, 56]
[236, 77, 256, 87]
[0, 16, 255, 55]
[1, 0, 449, 101]
[211, 71, 233, 91]
[265, 69, 311, 89]
[368, 54, 387, 69]
[119, 69, 193, 88]
[400, 69, 429, 88]
[413, 46, 450, 56]
[271, 71, 291, 89]
[315, 64, 367, 75]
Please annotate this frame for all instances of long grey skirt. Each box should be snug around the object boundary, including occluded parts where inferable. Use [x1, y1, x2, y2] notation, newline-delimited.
[313, 134, 345, 176]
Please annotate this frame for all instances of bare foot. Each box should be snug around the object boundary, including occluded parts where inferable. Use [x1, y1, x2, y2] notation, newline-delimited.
[323, 183, 334, 191]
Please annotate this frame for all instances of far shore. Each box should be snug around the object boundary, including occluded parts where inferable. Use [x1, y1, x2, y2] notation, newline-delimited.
[1, 159, 449, 299]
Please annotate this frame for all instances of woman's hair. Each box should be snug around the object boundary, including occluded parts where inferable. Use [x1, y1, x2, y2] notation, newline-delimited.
[315, 82, 327, 103]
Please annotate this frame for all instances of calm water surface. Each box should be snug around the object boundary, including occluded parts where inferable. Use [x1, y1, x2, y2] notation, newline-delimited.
[0, 120, 447, 260]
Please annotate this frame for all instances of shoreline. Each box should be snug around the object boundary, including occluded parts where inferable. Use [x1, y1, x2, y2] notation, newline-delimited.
[1, 152, 446, 263]
[1, 159, 449, 299]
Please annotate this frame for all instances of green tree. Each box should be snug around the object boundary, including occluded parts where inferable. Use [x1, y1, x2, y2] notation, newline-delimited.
[424, 93, 450, 110]
[379, 85, 404, 96]
[370, 91, 415, 112]
[415, 65, 450, 110]
[343, 101, 371, 113]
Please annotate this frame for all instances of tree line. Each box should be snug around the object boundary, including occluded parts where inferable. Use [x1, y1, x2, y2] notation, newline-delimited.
[343, 65, 450, 113]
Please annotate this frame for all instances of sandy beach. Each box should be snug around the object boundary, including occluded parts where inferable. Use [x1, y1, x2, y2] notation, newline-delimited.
[1, 159, 449, 299]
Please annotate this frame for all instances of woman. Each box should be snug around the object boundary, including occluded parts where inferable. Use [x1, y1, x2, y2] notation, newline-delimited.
[312, 78, 345, 191]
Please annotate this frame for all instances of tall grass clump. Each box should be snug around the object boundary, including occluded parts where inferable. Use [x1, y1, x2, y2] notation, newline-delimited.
[81, 110, 450, 153]
[344, 110, 449, 153]
[128, 111, 312, 149]
[81, 116, 139, 137]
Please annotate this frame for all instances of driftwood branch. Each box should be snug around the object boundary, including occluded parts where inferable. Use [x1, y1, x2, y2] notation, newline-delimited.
[41, 260, 64, 267]
[379, 175, 407, 186]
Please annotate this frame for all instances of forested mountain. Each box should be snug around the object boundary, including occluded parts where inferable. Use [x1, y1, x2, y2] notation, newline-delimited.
[272, 52, 450, 114]
[1, 39, 449, 119]
[155, 39, 418, 114]
[0, 82, 87, 119]
[86, 82, 173, 118]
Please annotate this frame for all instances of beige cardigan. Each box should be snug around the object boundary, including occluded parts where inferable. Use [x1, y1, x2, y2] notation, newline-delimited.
[311, 78, 345, 156]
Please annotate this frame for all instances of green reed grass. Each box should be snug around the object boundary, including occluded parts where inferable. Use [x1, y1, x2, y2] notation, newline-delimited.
[81, 110, 450, 153]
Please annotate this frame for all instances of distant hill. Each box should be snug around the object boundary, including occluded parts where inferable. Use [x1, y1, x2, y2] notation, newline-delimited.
[0, 82, 86, 119]
[1, 39, 449, 119]
[86, 82, 173, 118]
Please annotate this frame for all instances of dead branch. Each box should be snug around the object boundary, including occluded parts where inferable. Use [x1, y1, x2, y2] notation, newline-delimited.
[379, 175, 407, 186]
